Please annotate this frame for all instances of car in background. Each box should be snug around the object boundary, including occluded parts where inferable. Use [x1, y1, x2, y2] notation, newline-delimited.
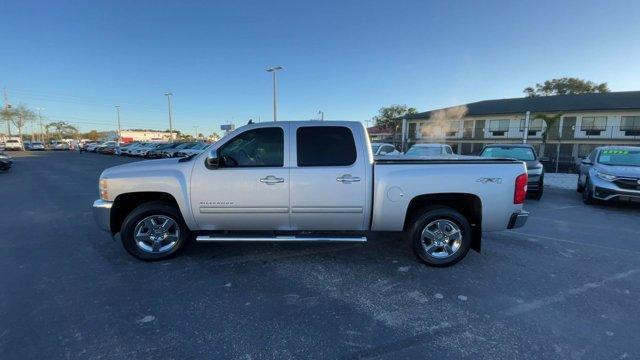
[479, 144, 546, 200]
[4, 139, 23, 151]
[97, 141, 119, 155]
[0, 152, 12, 170]
[51, 141, 70, 150]
[163, 142, 197, 157]
[84, 142, 104, 152]
[119, 142, 143, 156]
[0, 142, 5, 151]
[147, 142, 185, 158]
[577, 146, 640, 204]
[174, 142, 210, 157]
[28, 142, 45, 151]
[371, 142, 400, 156]
[131, 142, 166, 157]
[404, 143, 454, 157]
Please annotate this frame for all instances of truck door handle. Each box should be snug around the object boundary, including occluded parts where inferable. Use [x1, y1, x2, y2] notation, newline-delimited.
[336, 175, 361, 183]
[260, 175, 285, 185]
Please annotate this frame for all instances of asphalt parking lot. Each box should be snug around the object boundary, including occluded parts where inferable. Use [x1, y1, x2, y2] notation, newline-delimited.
[1, 151, 640, 359]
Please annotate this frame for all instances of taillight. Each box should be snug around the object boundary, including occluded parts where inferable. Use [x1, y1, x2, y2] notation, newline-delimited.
[514, 173, 528, 204]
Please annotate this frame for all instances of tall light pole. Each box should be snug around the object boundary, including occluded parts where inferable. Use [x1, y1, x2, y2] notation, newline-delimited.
[115, 105, 122, 143]
[266, 66, 283, 121]
[318, 110, 324, 121]
[164, 92, 174, 143]
[36, 107, 44, 142]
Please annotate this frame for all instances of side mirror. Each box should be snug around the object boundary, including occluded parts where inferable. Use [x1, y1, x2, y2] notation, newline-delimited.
[206, 149, 219, 169]
[539, 156, 550, 162]
[581, 159, 593, 166]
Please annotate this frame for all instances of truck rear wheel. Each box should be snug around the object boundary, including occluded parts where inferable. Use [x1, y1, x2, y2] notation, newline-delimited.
[408, 207, 471, 267]
[120, 201, 190, 261]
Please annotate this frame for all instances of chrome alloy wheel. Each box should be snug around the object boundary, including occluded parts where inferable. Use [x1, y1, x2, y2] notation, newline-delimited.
[133, 215, 180, 253]
[420, 219, 462, 259]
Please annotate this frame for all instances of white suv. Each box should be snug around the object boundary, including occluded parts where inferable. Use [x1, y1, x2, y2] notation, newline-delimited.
[4, 139, 23, 151]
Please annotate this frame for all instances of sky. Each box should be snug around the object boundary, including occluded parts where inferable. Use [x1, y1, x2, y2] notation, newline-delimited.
[1, 0, 639, 136]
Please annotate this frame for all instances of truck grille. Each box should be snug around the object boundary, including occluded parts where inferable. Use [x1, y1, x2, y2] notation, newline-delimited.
[614, 178, 640, 191]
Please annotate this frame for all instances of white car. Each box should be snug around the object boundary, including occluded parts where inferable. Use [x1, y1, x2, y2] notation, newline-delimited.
[174, 142, 210, 157]
[131, 143, 166, 157]
[4, 139, 23, 151]
[404, 143, 454, 157]
[371, 142, 400, 156]
[29, 142, 45, 151]
[84, 142, 103, 152]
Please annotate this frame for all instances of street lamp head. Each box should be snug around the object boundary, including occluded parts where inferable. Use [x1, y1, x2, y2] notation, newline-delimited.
[266, 66, 283, 72]
[164, 92, 173, 96]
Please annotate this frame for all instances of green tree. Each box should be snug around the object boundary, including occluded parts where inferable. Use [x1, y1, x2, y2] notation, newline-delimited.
[533, 113, 563, 151]
[1, 106, 15, 137]
[524, 78, 609, 97]
[46, 121, 78, 140]
[10, 104, 37, 146]
[372, 105, 417, 142]
[83, 130, 100, 141]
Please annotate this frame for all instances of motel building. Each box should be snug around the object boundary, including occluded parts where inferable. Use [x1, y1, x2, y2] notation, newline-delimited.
[398, 91, 640, 172]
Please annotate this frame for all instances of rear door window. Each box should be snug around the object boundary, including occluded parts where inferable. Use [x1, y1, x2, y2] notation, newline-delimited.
[296, 126, 356, 166]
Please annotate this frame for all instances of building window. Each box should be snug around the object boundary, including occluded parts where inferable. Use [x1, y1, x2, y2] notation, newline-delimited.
[519, 118, 544, 136]
[580, 116, 607, 135]
[488, 119, 510, 136]
[621, 116, 640, 136]
[446, 121, 460, 137]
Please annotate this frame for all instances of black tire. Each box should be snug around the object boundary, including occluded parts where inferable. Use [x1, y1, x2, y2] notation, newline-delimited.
[120, 201, 190, 261]
[408, 206, 472, 267]
[582, 178, 596, 205]
[576, 179, 585, 193]
[530, 179, 544, 200]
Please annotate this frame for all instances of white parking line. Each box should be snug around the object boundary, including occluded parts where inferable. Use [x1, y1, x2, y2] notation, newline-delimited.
[510, 231, 640, 255]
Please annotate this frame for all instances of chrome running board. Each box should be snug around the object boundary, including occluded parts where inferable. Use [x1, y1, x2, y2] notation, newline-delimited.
[195, 235, 367, 243]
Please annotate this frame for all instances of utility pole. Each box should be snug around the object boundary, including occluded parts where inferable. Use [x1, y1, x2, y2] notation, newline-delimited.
[36, 108, 44, 143]
[266, 66, 283, 121]
[164, 92, 174, 143]
[523, 111, 531, 144]
[3, 88, 11, 138]
[193, 125, 199, 140]
[115, 106, 122, 143]
[318, 110, 324, 121]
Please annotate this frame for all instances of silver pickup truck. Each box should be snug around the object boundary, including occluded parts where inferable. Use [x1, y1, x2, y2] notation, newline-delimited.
[93, 121, 528, 266]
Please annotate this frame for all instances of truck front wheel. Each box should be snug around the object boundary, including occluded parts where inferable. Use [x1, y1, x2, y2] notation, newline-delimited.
[120, 201, 190, 261]
[408, 207, 472, 267]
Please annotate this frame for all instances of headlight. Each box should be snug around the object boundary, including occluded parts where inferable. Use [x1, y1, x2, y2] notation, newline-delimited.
[595, 171, 617, 182]
[99, 179, 109, 200]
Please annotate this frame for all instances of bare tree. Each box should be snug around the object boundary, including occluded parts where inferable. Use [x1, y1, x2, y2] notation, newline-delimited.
[11, 104, 36, 146]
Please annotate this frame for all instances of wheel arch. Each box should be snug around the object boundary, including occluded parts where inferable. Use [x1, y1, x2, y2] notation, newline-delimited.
[110, 192, 180, 236]
[403, 193, 482, 252]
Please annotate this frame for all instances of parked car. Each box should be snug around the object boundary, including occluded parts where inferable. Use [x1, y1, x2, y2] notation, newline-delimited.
[84, 142, 104, 152]
[118, 142, 143, 156]
[4, 139, 23, 151]
[479, 144, 546, 200]
[147, 142, 185, 158]
[131, 142, 166, 157]
[371, 142, 400, 156]
[577, 146, 640, 204]
[93, 121, 529, 267]
[0, 153, 12, 170]
[163, 142, 197, 157]
[404, 143, 454, 156]
[0, 142, 5, 151]
[51, 141, 70, 150]
[174, 142, 210, 157]
[29, 142, 45, 151]
[97, 141, 119, 155]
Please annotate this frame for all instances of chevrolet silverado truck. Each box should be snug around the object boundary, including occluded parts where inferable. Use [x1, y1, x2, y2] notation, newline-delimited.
[93, 121, 529, 267]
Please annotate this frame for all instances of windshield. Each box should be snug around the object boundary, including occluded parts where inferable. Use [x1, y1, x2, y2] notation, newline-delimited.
[480, 147, 536, 161]
[371, 144, 381, 153]
[7, 140, 19, 143]
[598, 149, 640, 166]
[405, 146, 443, 156]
